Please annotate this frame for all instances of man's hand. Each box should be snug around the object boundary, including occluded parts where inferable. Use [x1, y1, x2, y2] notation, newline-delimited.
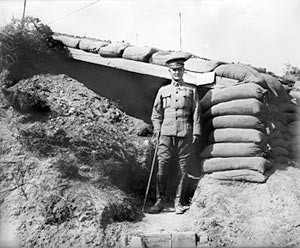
[192, 135, 201, 144]
[151, 131, 160, 144]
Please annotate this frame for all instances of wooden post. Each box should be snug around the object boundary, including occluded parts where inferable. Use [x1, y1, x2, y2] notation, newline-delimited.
[179, 12, 182, 51]
[22, 0, 27, 20]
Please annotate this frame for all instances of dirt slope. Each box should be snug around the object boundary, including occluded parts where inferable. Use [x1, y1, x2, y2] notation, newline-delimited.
[0, 74, 152, 248]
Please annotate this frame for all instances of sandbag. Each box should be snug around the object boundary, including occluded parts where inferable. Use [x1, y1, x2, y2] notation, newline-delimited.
[79, 39, 109, 53]
[268, 104, 279, 114]
[290, 90, 300, 105]
[267, 130, 284, 140]
[267, 121, 289, 138]
[279, 113, 299, 123]
[278, 103, 300, 113]
[208, 128, 265, 144]
[214, 63, 265, 83]
[200, 83, 267, 111]
[122, 46, 159, 62]
[200, 143, 267, 158]
[268, 112, 295, 126]
[268, 105, 287, 123]
[260, 73, 290, 103]
[287, 121, 300, 136]
[99, 42, 130, 57]
[290, 144, 300, 158]
[53, 35, 80, 48]
[268, 146, 289, 157]
[215, 76, 240, 88]
[268, 138, 290, 150]
[251, 66, 267, 73]
[201, 157, 271, 174]
[290, 144, 300, 154]
[290, 137, 300, 146]
[184, 58, 224, 73]
[203, 98, 267, 119]
[267, 120, 287, 133]
[272, 156, 289, 164]
[209, 169, 267, 183]
[205, 115, 265, 131]
[149, 51, 192, 66]
[283, 132, 292, 141]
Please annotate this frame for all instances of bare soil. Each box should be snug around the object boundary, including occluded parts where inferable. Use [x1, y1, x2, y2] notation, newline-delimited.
[0, 74, 151, 248]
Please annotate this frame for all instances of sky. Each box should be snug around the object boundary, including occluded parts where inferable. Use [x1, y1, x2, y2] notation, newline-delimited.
[0, 0, 299, 76]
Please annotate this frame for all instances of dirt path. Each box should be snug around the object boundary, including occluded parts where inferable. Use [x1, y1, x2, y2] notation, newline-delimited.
[0, 220, 19, 248]
[138, 210, 195, 233]
[104, 207, 202, 248]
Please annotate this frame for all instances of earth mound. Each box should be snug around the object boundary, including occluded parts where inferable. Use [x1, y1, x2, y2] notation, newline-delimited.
[0, 74, 153, 248]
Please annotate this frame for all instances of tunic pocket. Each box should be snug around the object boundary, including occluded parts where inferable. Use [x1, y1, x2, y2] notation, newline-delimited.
[162, 93, 172, 108]
[180, 89, 193, 108]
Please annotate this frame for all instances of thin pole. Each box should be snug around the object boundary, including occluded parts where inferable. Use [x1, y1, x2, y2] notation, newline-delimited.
[136, 33, 139, 46]
[179, 12, 182, 51]
[142, 134, 159, 213]
[22, 0, 27, 20]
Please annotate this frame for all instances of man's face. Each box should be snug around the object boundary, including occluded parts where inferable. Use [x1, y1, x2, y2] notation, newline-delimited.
[169, 66, 184, 81]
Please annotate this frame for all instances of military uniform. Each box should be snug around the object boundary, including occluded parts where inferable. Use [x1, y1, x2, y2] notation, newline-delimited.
[150, 73, 201, 214]
[151, 82, 201, 175]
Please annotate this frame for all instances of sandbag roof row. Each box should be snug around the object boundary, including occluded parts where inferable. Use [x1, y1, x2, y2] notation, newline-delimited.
[52, 33, 293, 89]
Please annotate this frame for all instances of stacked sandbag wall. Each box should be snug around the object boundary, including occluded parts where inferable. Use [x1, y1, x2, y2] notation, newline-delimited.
[267, 103, 299, 162]
[200, 82, 271, 183]
[199, 63, 299, 183]
[288, 120, 300, 161]
[260, 74, 290, 163]
[262, 74, 300, 163]
[288, 82, 300, 161]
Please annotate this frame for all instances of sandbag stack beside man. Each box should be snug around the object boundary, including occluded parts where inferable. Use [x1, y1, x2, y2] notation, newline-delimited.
[198, 63, 298, 182]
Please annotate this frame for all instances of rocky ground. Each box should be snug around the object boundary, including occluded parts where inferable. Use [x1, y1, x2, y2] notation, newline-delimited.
[1, 73, 300, 248]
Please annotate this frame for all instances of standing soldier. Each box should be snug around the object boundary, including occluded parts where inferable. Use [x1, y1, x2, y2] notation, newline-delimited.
[149, 56, 202, 214]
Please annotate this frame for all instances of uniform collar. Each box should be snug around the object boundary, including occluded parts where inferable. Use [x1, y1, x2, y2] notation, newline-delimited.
[172, 80, 184, 87]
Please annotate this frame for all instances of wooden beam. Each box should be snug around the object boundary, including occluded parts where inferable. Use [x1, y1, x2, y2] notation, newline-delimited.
[171, 232, 196, 248]
[126, 232, 198, 248]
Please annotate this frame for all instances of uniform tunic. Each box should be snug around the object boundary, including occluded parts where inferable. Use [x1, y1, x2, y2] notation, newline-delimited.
[151, 81, 201, 175]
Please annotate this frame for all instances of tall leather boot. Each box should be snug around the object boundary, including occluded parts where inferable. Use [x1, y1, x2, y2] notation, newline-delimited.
[148, 174, 166, 214]
[174, 173, 189, 214]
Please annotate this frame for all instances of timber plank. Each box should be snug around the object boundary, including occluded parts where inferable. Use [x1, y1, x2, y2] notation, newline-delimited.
[171, 232, 196, 248]
[127, 232, 197, 248]
[142, 233, 171, 248]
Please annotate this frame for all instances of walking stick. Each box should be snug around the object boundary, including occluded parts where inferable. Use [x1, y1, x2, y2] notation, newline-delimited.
[142, 133, 160, 213]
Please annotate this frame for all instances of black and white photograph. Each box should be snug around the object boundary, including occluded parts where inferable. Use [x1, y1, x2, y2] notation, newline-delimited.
[0, 0, 300, 247]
